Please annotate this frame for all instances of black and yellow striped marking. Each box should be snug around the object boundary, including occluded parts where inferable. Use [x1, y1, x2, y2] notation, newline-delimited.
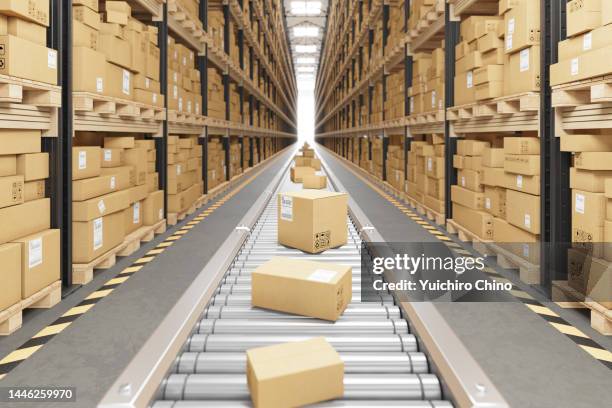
[0, 155, 278, 381]
[329, 150, 612, 370]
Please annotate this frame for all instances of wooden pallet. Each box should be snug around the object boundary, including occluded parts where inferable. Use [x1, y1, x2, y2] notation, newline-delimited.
[446, 219, 493, 256]
[405, 195, 446, 226]
[447, 92, 540, 134]
[553, 76, 612, 132]
[0, 74, 61, 107]
[409, 0, 446, 52]
[486, 242, 540, 285]
[0, 281, 62, 336]
[552, 280, 611, 335]
[167, 0, 206, 47]
[72, 220, 167, 285]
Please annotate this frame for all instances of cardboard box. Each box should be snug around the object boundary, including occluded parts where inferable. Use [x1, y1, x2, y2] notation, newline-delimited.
[99, 34, 131, 70]
[124, 148, 147, 185]
[101, 148, 123, 168]
[0, 15, 47, 45]
[474, 64, 504, 85]
[73, 175, 118, 202]
[72, 189, 130, 222]
[246, 337, 344, 408]
[12, 229, 59, 298]
[74, 0, 98, 12]
[0, 156, 16, 177]
[73, 4, 100, 30]
[504, 137, 540, 155]
[251, 257, 352, 321]
[503, 46, 540, 94]
[551, 45, 612, 86]
[457, 140, 490, 156]
[484, 186, 507, 218]
[476, 81, 503, 100]
[73, 147, 101, 180]
[143, 190, 164, 225]
[493, 218, 540, 265]
[73, 19, 98, 50]
[567, 0, 602, 37]
[0, 175, 24, 209]
[100, 166, 133, 189]
[0, 130, 41, 155]
[561, 134, 612, 152]
[0, 0, 49, 26]
[571, 168, 612, 193]
[106, 62, 132, 99]
[24, 180, 44, 202]
[451, 185, 484, 210]
[0, 242, 20, 310]
[453, 203, 494, 240]
[585, 256, 612, 308]
[457, 169, 483, 192]
[506, 189, 540, 234]
[0, 35, 57, 85]
[72, 211, 125, 263]
[454, 72, 475, 105]
[73, 47, 106, 94]
[482, 148, 505, 168]
[278, 191, 348, 254]
[127, 184, 148, 204]
[558, 24, 612, 61]
[504, 0, 540, 53]
[309, 158, 322, 171]
[604, 0, 612, 26]
[16, 153, 48, 181]
[0, 199, 50, 245]
[504, 154, 540, 176]
[290, 166, 315, 183]
[481, 166, 505, 187]
[503, 172, 540, 195]
[573, 190, 605, 230]
[124, 202, 143, 234]
[147, 172, 159, 193]
[575, 152, 612, 171]
[303, 174, 327, 189]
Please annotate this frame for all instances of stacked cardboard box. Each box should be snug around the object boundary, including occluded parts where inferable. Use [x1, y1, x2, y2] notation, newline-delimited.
[551, 0, 612, 86]
[229, 139, 242, 178]
[424, 44, 445, 112]
[371, 137, 384, 179]
[408, 53, 431, 114]
[454, 16, 504, 105]
[207, 137, 226, 190]
[408, 0, 436, 33]
[0, 1, 57, 84]
[0, 130, 59, 313]
[167, 36, 202, 114]
[560, 134, 612, 304]
[73, 1, 163, 105]
[500, 0, 541, 96]
[385, 71, 405, 120]
[424, 135, 446, 213]
[207, 67, 225, 120]
[451, 139, 494, 240]
[386, 144, 405, 192]
[167, 135, 203, 214]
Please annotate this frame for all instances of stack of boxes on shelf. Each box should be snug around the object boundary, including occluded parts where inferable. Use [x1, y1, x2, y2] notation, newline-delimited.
[207, 137, 226, 190]
[406, 136, 445, 213]
[551, 0, 612, 86]
[73, 1, 163, 105]
[0, 130, 59, 314]
[0, 1, 57, 84]
[371, 138, 384, 179]
[229, 139, 242, 179]
[408, 53, 431, 115]
[72, 134, 165, 264]
[176, 0, 203, 30]
[207, 67, 225, 120]
[385, 72, 405, 120]
[385, 143, 405, 192]
[167, 136, 203, 215]
[425, 45, 445, 112]
[167, 36, 202, 114]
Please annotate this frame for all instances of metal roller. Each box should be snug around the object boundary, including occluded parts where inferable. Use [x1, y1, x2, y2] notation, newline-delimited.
[186, 334, 418, 353]
[172, 352, 430, 374]
[215, 283, 364, 295]
[203, 305, 402, 320]
[196, 319, 409, 335]
[162, 374, 441, 401]
[210, 294, 395, 306]
[224, 275, 368, 285]
[152, 401, 453, 408]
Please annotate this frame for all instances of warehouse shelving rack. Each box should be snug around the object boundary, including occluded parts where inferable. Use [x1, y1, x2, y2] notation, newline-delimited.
[48, 0, 296, 291]
[315, 0, 572, 296]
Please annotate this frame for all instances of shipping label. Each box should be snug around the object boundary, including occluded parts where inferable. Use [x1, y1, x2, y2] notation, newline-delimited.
[571, 58, 579, 76]
[308, 269, 337, 283]
[96, 77, 104, 93]
[122, 70, 131, 95]
[78, 150, 87, 170]
[575, 193, 585, 214]
[48, 50, 57, 70]
[28, 238, 43, 269]
[110, 176, 116, 190]
[314, 230, 331, 251]
[519, 49, 529, 72]
[97, 199, 106, 214]
[583, 32, 592, 51]
[93, 218, 103, 250]
[133, 202, 141, 224]
[467, 71, 473, 89]
[104, 149, 112, 162]
[524, 214, 531, 229]
[280, 195, 293, 221]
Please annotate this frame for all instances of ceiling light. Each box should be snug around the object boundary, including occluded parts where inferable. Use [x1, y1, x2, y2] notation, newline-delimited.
[297, 66, 315, 73]
[290, 1, 322, 15]
[293, 26, 319, 37]
[295, 45, 317, 53]
[297, 57, 316, 64]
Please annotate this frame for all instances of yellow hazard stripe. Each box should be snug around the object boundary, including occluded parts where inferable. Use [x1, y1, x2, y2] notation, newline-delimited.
[0, 346, 42, 365]
[33, 323, 72, 339]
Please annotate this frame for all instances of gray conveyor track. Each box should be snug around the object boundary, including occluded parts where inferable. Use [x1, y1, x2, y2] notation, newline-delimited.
[152, 168, 453, 407]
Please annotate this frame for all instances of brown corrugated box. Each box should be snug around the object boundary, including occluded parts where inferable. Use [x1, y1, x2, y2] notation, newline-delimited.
[503, 46, 540, 94]
[457, 169, 483, 192]
[0, 199, 49, 245]
[493, 218, 540, 265]
[502, 172, 540, 195]
[24, 180, 44, 202]
[558, 24, 612, 61]
[73, 46, 106, 94]
[506, 189, 540, 234]
[482, 148, 504, 168]
[482, 167, 505, 187]
[484, 186, 507, 219]
[453, 203, 493, 240]
[73, 175, 118, 201]
[0, 242, 20, 310]
[73, 147, 101, 180]
[105, 62, 132, 99]
[16, 153, 48, 181]
[303, 174, 327, 189]
[127, 184, 148, 204]
[73, 4, 100, 30]
[72, 211, 125, 263]
[451, 185, 484, 210]
[457, 140, 490, 156]
[571, 168, 612, 193]
[278, 191, 348, 254]
[0, 0, 49, 26]
[551, 45, 612, 86]
[143, 190, 164, 225]
[0, 156, 16, 176]
[12, 229, 59, 298]
[74, 0, 98, 12]
[504, 154, 540, 176]
[124, 202, 143, 234]
[503, 0, 540, 54]
[0, 15, 46, 45]
[0, 35, 57, 84]
[0, 130, 41, 155]
[246, 337, 344, 408]
[252, 257, 352, 321]
[99, 33, 131, 70]
[566, 0, 601, 38]
[561, 134, 612, 152]
[290, 166, 315, 183]
[573, 189, 605, 231]
[72, 189, 130, 222]
[124, 148, 147, 185]
[100, 166, 133, 189]
[504, 137, 540, 155]
[101, 148, 123, 168]
[575, 152, 612, 171]
[0, 175, 24, 209]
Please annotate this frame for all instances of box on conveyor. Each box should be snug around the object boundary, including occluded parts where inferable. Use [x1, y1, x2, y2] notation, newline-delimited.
[290, 166, 315, 183]
[251, 257, 352, 321]
[303, 174, 327, 190]
[278, 190, 348, 254]
[247, 337, 344, 408]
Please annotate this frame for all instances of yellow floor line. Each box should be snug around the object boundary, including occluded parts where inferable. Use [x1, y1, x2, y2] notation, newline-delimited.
[33, 322, 72, 339]
[0, 346, 42, 365]
[106, 276, 130, 285]
[146, 249, 165, 255]
[157, 242, 174, 248]
[122, 266, 143, 273]
[549, 322, 589, 338]
[526, 304, 559, 317]
[62, 304, 94, 317]
[85, 289, 113, 300]
[579, 345, 612, 363]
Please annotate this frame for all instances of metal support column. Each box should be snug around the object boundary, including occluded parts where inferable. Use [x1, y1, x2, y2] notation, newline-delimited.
[404, 1, 412, 177]
[156, 4, 169, 218]
[444, 4, 460, 220]
[200, 0, 209, 193]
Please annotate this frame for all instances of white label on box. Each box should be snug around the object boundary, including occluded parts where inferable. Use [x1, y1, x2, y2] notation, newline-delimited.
[524, 214, 531, 229]
[28, 238, 43, 269]
[96, 77, 104, 93]
[508, 18, 515, 34]
[177, 164, 182, 175]
[583, 32, 593, 51]
[467, 71, 473, 89]
[78, 151, 87, 170]
[575, 193, 585, 214]
[427, 158, 433, 172]
[461, 176, 466, 187]
[522, 243, 530, 257]
[93, 218, 103, 250]
[196, 102, 200, 113]
[178, 97, 183, 111]
[173, 72, 178, 82]
[308, 269, 337, 283]
[519, 49, 529, 72]
[133, 202, 141, 224]
[485, 198, 491, 210]
[187, 100, 192, 113]
[98, 199, 106, 214]
[122, 70, 130, 95]
[145, 77, 151, 88]
[182, 56, 187, 66]
[104, 149, 112, 162]
[516, 175, 523, 188]
[48, 50, 57, 69]
[571, 58, 579, 76]
[153, 93, 157, 103]
[506, 33, 513, 51]
[173, 85, 178, 99]
[158, 208, 163, 220]
[280, 195, 293, 221]
[110, 176, 116, 190]
[431, 91, 436, 108]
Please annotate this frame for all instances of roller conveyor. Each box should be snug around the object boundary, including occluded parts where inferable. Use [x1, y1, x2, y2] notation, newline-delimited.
[150, 166, 453, 407]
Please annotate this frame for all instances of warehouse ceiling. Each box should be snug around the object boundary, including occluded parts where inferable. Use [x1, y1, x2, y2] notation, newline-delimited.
[283, 0, 328, 84]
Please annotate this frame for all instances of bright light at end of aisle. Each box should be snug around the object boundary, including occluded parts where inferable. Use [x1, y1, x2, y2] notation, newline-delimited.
[297, 57, 316, 64]
[295, 45, 318, 53]
[293, 26, 319, 37]
[297, 66, 315, 73]
[290, 1, 322, 15]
